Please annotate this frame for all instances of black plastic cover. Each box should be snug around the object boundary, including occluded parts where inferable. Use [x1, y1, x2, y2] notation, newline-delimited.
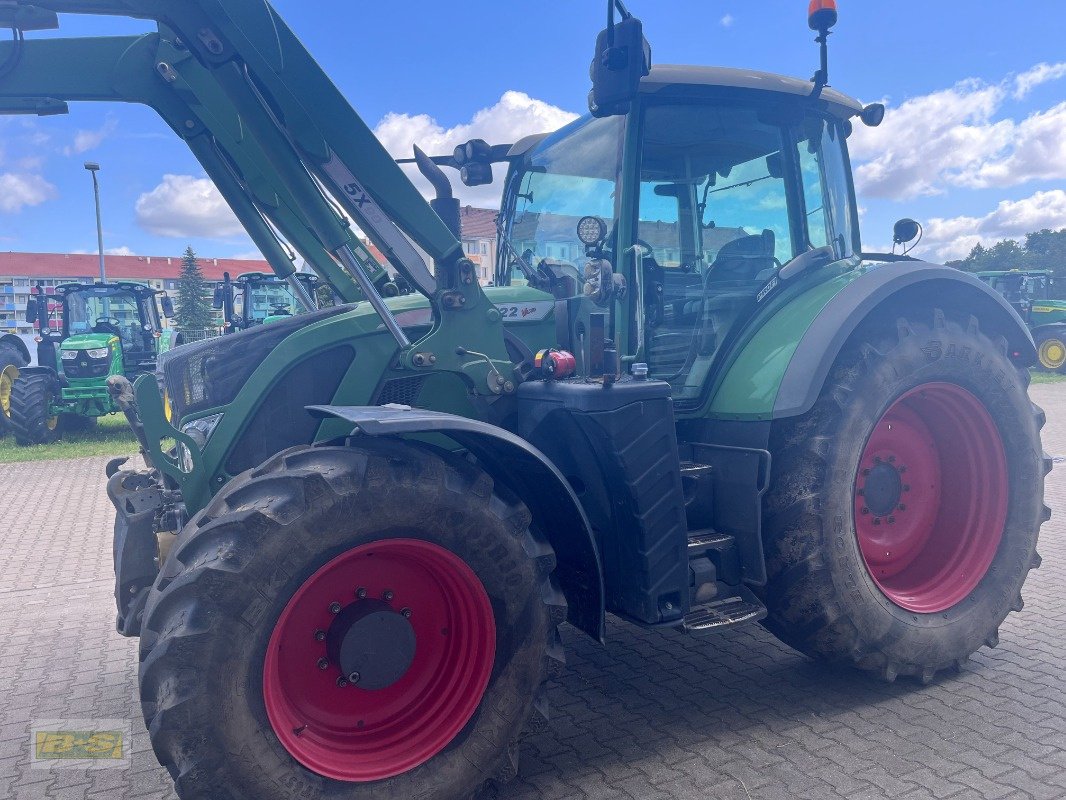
[513, 378, 688, 624]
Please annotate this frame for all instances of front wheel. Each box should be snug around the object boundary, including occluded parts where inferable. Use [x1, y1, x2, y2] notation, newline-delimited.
[1034, 329, 1066, 373]
[762, 309, 1048, 682]
[138, 441, 565, 800]
[9, 372, 62, 446]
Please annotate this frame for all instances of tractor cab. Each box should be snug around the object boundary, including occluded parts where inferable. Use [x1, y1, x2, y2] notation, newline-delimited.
[496, 65, 871, 404]
[214, 271, 320, 332]
[28, 282, 168, 378]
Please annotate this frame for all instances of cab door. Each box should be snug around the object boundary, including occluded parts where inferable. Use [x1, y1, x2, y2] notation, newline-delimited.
[634, 99, 859, 407]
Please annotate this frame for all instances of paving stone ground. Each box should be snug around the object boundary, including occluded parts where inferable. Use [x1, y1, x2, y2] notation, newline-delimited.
[2, 383, 1066, 799]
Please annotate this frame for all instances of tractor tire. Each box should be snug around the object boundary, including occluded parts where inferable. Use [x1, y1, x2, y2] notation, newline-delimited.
[138, 441, 565, 800]
[0, 341, 27, 438]
[762, 308, 1048, 683]
[9, 372, 62, 446]
[1034, 330, 1066, 373]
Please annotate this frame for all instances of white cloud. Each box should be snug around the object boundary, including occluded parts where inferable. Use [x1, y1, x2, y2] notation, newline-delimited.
[720, 13, 735, 27]
[918, 189, 1066, 262]
[230, 249, 265, 260]
[374, 90, 578, 208]
[850, 65, 1066, 200]
[957, 102, 1066, 189]
[0, 173, 58, 212]
[1013, 62, 1066, 99]
[135, 174, 244, 238]
[64, 118, 118, 156]
[105, 246, 135, 256]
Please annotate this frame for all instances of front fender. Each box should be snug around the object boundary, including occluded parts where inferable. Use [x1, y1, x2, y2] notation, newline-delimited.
[308, 404, 606, 642]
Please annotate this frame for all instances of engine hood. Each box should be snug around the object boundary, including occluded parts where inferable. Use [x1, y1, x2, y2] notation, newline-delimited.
[61, 333, 117, 351]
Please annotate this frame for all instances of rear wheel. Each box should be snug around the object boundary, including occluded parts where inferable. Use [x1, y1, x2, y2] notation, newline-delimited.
[10, 372, 62, 446]
[0, 343, 25, 438]
[1035, 330, 1066, 373]
[762, 309, 1048, 681]
[138, 441, 565, 800]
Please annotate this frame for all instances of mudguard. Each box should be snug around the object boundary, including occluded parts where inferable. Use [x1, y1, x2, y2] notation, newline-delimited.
[0, 333, 33, 366]
[774, 262, 1035, 417]
[308, 404, 606, 642]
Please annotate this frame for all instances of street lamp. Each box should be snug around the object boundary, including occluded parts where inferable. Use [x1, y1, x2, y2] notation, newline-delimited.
[84, 161, 105, 283]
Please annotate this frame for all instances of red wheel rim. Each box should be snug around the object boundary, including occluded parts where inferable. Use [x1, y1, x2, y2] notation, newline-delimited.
[263, 539, 496, 782]
[854, 382, 1008, 613]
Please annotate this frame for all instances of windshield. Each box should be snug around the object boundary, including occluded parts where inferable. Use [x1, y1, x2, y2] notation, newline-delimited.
[65, 287, 144, 334]
[238, 276, 315, 321]
[499, 115, 624, 284]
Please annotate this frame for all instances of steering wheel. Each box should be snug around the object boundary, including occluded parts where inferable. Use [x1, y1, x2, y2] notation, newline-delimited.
[94, 316, 122, 333]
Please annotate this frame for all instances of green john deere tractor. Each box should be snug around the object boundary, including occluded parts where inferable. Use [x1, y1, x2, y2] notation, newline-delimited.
[977, 269, 1066, 371]
[213, 269, 322, 332]
[0, 2, 1049, 799]
[9, 281, 179, 445]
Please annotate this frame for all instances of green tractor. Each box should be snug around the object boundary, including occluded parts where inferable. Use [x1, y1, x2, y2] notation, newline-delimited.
[9, 281, 179, 445]
[0, 2, 1049, 799]
[214, 269, 322, 332]
[977, 269, 1066, 371]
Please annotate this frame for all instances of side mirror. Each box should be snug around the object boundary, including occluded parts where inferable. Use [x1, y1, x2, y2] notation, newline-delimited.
[766, 152, 784, 179]
[161, 295, 175, 318]
[212, 285, 224, 309]
[588, 12, 651, 117]
[24, 298, 38, 325]
[893, 218, 921, 245]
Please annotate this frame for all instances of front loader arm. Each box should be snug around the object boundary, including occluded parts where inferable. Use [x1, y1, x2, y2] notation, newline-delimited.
[0, 33, 370, 303]
[3, 1, 516, 395]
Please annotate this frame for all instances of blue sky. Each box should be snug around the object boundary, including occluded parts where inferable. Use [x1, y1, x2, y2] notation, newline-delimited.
[0, 1, 1063, 262]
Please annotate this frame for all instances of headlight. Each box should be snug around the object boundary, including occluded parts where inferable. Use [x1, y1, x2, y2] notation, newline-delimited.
[178, 413, 224, 471]
[86, 347, 110, 359]
[60, 350, 78, 361]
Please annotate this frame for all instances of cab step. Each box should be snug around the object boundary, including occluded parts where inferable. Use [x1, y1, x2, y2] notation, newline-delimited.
[682, 586, 767, 634]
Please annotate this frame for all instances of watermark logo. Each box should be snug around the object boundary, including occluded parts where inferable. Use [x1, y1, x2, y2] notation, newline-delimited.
[31, 719, 131, 769]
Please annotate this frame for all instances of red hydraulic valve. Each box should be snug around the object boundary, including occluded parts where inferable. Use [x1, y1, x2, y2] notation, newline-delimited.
[533, 348, 577, 380]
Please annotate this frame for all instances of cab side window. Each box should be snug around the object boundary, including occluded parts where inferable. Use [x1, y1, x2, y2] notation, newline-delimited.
[640, 103, 796, 401]
[796, 118, 856, 259]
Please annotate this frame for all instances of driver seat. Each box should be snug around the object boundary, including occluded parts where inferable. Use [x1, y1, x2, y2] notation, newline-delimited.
[707, 229, 776, 284]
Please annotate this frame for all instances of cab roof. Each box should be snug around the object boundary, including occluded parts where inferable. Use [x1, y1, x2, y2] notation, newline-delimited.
[640, 65, 864, 119]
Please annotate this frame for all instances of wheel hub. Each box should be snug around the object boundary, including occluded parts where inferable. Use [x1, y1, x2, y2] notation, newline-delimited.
[861, 460, 903, 517]
[326, 599, 416, 690]
[853, 383, 1008, 613]
[262, 538, 496, 782]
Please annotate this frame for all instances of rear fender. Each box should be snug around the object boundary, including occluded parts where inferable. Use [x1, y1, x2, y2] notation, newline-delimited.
[308, 404, 606, 642]
[706, 262, 1035, 420]
[0, 333, 32, 366]
[773, 263, 1035, 417]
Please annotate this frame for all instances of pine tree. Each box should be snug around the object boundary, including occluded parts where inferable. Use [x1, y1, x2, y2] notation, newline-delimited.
[175, 246, 213, 334]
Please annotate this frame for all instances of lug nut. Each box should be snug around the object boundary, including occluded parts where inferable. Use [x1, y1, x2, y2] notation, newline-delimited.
[356, 587, 367, 599]
[887, 455, 895, 463]
[329, 602, 342, 614]
[873, 518, 881, 526]
[861, 507, 869, 515]
[903, 484, 911, 492]
[314, 629, 326, 642]
[382, 590, 394, 601]
[888, 516, 896, 524]
[862, 468, 870, 476]
[317, 658, 329, 670]
[898, 503, 906, 511]
[401, 608, 412, 618]
[899, 466, 907, 473]
[348, 672, 360, 684]
[336, 677, 349, 688]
